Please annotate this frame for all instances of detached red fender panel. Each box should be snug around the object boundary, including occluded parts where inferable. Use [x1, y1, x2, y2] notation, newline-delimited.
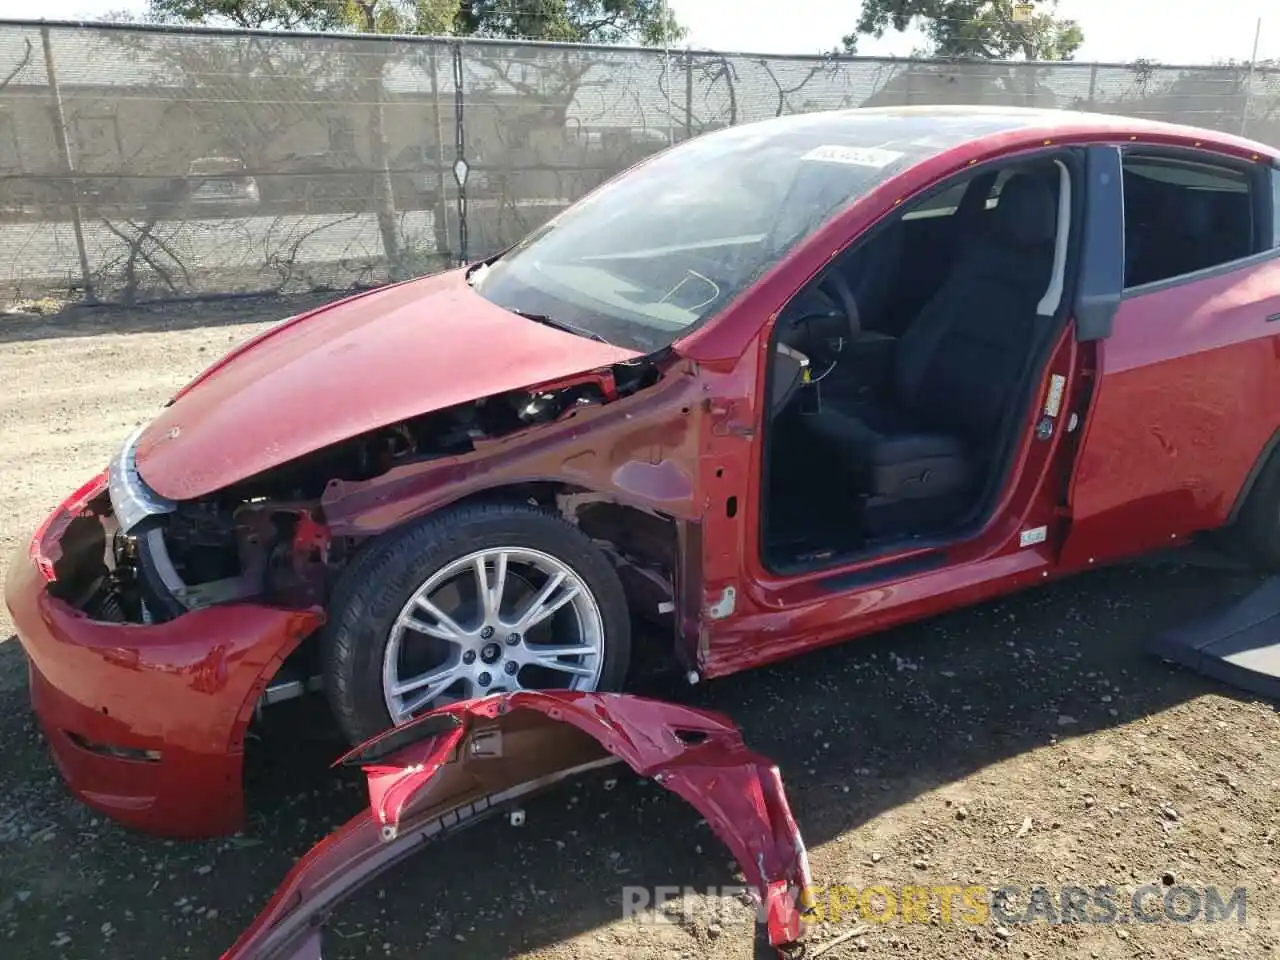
[222, 691, 814, 959]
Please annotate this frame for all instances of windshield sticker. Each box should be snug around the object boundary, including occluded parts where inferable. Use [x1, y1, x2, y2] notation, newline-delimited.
[801, 145, 905, 168]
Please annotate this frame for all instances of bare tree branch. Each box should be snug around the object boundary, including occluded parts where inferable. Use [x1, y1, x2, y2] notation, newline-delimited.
[0, 37, 32, 94]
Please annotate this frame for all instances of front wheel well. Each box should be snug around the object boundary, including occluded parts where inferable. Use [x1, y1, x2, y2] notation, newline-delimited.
[257, 482, 688, 719]
[319, 499, 633, 744]
[445, 481, 682, 630]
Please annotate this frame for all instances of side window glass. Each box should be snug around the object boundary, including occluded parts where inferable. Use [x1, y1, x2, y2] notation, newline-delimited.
[1122, 155, 1257, 288]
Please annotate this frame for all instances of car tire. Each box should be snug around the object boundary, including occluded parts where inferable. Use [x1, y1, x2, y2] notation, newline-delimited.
[1231, 446, 1280, 571]
[320, 500, 632, 746]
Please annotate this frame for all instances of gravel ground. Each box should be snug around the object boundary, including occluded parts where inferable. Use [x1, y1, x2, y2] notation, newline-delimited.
[1, 299, 1279, 960]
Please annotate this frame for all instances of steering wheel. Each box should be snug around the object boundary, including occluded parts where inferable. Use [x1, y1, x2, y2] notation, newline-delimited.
[819, 270, 860, 346]
[769, 270, 860, 416]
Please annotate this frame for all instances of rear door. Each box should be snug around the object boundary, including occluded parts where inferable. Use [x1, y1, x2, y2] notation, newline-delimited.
[1059, 146, 1280, 568]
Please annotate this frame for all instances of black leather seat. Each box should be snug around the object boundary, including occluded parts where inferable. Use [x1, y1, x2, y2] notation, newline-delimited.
[805, 172, 1059, 535]
[845, 219, 905, 328]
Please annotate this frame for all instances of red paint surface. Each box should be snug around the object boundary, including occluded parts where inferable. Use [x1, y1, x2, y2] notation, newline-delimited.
[222, 692, 813, 959]
[318, 360, 708, 537]
[698, 325, 1085, 677]
[5, 545, 322, 838]
[1061, 257, 1280, 566]
[28, 470, 108, 581]
[134, 269, 639, 501]
[9, 111, 1280, 840]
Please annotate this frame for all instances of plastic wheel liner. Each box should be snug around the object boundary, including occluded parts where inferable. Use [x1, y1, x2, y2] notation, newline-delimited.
[221, 691, 814, 960]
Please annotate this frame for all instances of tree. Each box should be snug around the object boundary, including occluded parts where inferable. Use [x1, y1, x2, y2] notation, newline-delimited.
[147, 0, 683, 44]
[843, 0, 1083, 61]
[1102, 57, 1280, 139]
[146, 0, 351, 30]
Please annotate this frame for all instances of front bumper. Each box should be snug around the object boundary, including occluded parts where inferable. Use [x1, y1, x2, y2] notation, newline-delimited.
[5, 510, 323, 838]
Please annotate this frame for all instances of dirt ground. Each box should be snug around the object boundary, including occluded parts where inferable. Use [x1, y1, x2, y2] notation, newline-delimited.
[1, 298, 1279, 960]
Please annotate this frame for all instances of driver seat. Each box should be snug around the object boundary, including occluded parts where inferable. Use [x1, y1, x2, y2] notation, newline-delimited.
[806, 172, 1059, 537]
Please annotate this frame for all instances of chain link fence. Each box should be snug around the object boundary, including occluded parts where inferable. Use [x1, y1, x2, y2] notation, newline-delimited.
[2, 21, 1279, 305]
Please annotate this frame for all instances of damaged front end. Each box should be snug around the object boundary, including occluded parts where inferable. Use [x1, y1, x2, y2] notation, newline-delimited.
[39, 424, 336, 628]
[73, 355, 667, 630]
[222, 692, 813, 960]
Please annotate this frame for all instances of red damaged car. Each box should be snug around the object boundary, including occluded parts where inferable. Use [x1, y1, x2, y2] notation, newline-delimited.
[9, 106, 1280, 838]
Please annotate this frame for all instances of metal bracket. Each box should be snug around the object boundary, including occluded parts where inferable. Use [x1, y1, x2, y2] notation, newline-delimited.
[469, 727, 503, 758]
[708, 585, 736, 620]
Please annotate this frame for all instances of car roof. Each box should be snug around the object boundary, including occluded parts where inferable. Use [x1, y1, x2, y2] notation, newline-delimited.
[764, 105, 1279, 164]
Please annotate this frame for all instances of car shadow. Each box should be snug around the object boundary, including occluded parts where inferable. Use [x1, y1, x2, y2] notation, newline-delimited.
[233, 556, 1274, 959]
[0, 556, 1272, 959]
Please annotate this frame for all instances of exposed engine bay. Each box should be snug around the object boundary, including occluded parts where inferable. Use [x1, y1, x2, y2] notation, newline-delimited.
[50, 355, 667, 631]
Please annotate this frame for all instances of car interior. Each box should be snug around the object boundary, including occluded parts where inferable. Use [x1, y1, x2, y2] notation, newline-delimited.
[1120, 156, 1255, 287]
[761, 156, 1076, 571]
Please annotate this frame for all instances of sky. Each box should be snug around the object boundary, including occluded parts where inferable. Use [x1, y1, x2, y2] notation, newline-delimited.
[0, 0, 1275, 67]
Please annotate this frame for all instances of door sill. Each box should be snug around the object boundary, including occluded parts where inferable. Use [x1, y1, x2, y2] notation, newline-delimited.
[764, 513, 991, 586]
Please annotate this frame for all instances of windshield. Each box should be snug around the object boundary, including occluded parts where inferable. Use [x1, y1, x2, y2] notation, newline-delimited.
[471, 109, 1036, 352]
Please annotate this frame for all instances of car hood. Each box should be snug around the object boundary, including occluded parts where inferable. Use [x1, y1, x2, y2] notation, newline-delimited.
[134, 270, 641, 501]
[220, 692, 814, 960]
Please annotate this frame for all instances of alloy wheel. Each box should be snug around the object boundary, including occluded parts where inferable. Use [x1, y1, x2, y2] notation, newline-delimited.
[381, 546, 605, 723]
